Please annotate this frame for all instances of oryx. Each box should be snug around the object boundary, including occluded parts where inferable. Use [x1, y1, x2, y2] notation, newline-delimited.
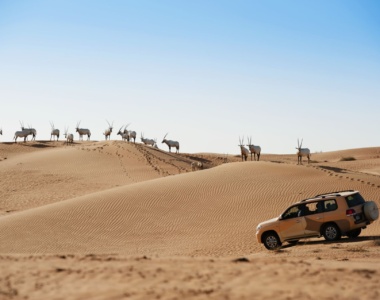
[116, 125, 129, 141]
[162, 133, 179, 153]
[14, 128, 32, 143]
[50, 121, 60, 141]
[20, 121, 36, 141]
[247, 137, 261, 161]
[296, 138, 311, 165]
[124, 124, 136, 143]
[141, 133, 155, 146]
[238, 137, 250, 161]
[64, 127, 74, 145]
[103, 120, 113, 140]
[75, 121, 91, 141]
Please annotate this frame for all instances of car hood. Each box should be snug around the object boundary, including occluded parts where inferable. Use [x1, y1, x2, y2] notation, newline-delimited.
[258, 217, 279, 227]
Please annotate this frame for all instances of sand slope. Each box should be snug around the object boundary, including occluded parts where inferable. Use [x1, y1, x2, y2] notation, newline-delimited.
[1, 142, 380, 299]
[1, 160, 379, 256]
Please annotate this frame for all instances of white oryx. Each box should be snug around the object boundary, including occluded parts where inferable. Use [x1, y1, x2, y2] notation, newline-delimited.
[14, 128, 32, 143]
[20, 122, 37, 141]
[141, 133, 155, 146]
[64, 127, 74, 145]
[296, 138, 311, 165]
[162, 133, 180, 153]
[103, 120, 113, 140]
[191, 161, 203, 171]
[50, 121, 60, 141]
[238, 137, 250, 161]
[123, 124, 136, 143]
[75, 121, 91, 141]
[247, 137, 261, 161]
[116, 125, 129, 141]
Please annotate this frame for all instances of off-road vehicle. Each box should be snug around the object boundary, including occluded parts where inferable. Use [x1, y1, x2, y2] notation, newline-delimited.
[256, 190, 379, 250]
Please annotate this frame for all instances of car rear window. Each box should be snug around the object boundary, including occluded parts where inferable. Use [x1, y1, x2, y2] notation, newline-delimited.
[345, 193, 365, 207]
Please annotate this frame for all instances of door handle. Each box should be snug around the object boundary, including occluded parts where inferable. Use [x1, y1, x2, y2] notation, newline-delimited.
[296, 220, 301, 223]
[315, 217, 322, 220]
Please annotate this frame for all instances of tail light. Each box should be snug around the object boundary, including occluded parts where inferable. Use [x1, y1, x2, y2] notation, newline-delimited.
[346, 209, 356, 216]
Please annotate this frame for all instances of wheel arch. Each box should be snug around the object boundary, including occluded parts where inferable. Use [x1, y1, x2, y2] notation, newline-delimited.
[261, 230, 280, 243]
[320, 221, 340, 235]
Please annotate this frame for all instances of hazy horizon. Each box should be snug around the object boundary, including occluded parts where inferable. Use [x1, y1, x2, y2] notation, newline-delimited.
[1, 0, 379, 154]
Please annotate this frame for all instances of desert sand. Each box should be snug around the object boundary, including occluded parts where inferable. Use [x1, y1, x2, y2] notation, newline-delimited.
[1, 140, 380, 299]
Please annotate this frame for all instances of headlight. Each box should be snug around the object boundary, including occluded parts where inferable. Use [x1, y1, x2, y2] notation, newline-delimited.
[256, 225, 262, 231]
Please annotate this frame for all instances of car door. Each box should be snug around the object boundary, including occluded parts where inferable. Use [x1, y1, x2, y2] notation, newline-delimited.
[303, 202, 324, 236]
[279, 205, 306, 240]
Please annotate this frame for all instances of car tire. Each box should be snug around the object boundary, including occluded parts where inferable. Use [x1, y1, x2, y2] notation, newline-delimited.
[263, 232, 282, 250]
[322, 223, 341, 241]
[347, 228, 361, 238]
[363, 201, 379, 221]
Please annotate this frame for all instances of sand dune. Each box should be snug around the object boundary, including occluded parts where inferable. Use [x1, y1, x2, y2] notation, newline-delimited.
[1, 141, 380, 299]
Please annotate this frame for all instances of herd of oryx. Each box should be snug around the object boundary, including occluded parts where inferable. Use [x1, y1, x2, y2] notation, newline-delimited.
[238, 137, 311, 165]
[1, 121, 311, 164]
[2, 121, 181, 153]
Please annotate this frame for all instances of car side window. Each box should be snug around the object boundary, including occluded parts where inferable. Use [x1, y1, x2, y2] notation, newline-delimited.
[324, 199, 337, 211]
[301, 202, 320, 215]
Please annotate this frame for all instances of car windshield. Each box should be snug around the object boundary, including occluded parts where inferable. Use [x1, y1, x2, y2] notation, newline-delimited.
[345, 193, 365, 207]
[282, 206, 300, 219]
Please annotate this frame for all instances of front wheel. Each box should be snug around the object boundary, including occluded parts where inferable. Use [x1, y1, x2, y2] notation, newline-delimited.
[322, 223, 341, 241]
[263, 232, 282, 250]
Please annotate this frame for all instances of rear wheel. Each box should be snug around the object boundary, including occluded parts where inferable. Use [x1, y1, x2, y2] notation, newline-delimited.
[347, 228, 361, 238]
[263, 232, 282, 250]
[322, 223, 341, 241]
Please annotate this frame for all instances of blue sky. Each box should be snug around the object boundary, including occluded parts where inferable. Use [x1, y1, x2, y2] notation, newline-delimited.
[0, 0, 379, 154]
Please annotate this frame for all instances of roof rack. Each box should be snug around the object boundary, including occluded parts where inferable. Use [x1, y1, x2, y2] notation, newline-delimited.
[300, 197, 317, 202]
[299, 190, 356, 202]
[314, 190, 355, 198]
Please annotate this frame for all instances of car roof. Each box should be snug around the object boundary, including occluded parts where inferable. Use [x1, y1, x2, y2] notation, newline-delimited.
[297, 190, 359, 204]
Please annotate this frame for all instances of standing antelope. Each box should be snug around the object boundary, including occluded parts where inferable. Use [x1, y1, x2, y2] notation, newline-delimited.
[20, 122, 37, 141]
[141, 133, 155, 146]
[64, 127, 74, 145]
[296, 138, 311, 164]
[247, 137, 261, 161]
[162, 133, 180, 153]
[75, 121, 91, 141]
[14, 128, 32, 143]
[103, 120, 113, 140]
[50, 122, 60, 141]
[124, 124, 136, 143]
[238, 137, 250, 161]
[117, 125, 129, 141]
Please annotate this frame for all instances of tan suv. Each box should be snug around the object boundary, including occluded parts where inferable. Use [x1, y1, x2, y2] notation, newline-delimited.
[256, 190, 379, 250]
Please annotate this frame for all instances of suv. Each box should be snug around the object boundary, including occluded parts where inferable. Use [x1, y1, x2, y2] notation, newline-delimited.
[256, 190, 379, 250]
